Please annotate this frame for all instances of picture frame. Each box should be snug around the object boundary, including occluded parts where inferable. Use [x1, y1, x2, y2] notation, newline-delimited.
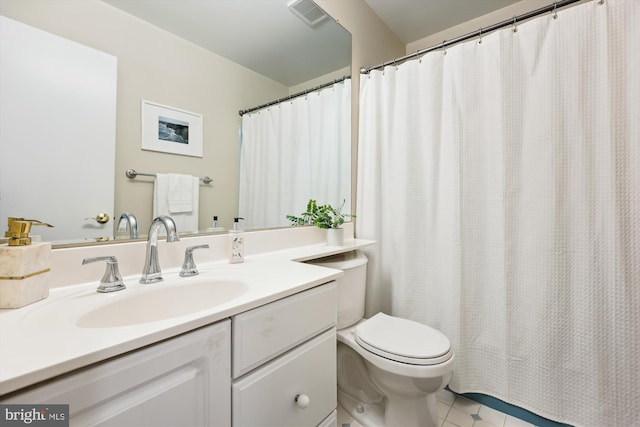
[141, 100, 203, 157]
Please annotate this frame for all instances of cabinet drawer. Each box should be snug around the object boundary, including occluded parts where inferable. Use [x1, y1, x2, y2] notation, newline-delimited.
[232, 328, 337, 427]
[232, 282, 336, 377]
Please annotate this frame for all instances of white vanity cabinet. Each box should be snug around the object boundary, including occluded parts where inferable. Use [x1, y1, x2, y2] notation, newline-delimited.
[1, 283, 339, 426]
[2, 321, 231, 427]
[232, 282, 338, 427]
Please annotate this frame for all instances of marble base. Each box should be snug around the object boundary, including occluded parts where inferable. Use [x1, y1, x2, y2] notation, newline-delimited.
[0, 242, 51, 308]
[0, 273, 50, 308]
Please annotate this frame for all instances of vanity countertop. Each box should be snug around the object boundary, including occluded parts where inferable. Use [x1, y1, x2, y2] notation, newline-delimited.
[0, 239, 375, 396]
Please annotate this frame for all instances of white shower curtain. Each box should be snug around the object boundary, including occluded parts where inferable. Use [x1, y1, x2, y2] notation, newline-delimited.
[239, 79, 351, 229]
[356, 1, 639, 426]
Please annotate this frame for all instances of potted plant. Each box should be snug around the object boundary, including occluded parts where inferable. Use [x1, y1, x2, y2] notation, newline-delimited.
[287, 199, 354, 245]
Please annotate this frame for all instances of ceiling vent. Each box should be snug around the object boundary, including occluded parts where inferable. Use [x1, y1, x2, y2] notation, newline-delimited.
[287, 0, 328, 27]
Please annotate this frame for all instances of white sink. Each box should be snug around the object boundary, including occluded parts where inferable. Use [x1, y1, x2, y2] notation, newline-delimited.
[75, 279, 249, 328]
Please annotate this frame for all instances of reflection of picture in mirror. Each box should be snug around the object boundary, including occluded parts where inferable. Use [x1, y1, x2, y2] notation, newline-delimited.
[158, 116, 189, 144]
[142, 100, 203, 157]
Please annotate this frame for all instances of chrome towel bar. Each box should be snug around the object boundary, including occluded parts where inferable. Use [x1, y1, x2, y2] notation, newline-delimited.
[125, 168, 212, 185]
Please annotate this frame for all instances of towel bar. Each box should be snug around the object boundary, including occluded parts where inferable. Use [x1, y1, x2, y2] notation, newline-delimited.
[126, 169, 212, 185]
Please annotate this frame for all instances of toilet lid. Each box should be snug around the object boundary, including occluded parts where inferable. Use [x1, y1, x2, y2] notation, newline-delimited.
[355, 313, 452, 365]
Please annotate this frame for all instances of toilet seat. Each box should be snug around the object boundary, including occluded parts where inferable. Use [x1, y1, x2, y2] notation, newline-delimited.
[354, 313, 452, 366]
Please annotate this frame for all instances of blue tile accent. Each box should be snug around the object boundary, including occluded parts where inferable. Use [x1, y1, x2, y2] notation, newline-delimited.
[447, 388, 574, 427]
[471, 413, 482, 421]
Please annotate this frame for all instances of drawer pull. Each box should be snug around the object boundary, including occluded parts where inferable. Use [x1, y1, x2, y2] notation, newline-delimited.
[294, 394, 310, 409]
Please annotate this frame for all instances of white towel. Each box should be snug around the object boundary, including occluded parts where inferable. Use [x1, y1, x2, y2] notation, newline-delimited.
[168, 173, 194, 213]
[153, 173, 200, 233]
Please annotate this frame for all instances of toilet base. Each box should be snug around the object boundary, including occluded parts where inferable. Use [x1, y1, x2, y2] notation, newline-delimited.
[382, 391, 439, 427]
[339, 388, 440, 427]
[338, 389, 385, 427]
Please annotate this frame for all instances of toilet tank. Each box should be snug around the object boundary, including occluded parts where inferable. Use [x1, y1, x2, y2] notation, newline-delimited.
[307, 251, 368, 329]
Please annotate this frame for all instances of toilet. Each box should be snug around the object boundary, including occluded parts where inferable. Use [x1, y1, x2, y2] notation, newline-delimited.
[308, 251, 454, 427]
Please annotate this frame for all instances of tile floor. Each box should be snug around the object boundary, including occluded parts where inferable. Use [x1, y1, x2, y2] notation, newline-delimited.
[337, 388, 537, 427]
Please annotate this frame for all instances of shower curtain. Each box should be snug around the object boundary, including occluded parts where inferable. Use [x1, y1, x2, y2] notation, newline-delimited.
[239, 79, 351, 229]
[356, 1, 639, 426]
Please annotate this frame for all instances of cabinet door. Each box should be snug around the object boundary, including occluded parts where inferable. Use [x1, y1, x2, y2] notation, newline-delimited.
[233, 328, 337, 427]
[2, 321, 231, 427]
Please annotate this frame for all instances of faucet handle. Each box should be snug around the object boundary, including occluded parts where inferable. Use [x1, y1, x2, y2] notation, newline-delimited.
[180, 244, 210, 277]
[82, 256, 126, 293]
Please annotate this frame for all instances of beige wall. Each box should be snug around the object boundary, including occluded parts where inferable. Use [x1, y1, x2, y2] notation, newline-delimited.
[315, 0, 405, 216]
[288, 66, 351, 95]
[1, 0, 288, 233]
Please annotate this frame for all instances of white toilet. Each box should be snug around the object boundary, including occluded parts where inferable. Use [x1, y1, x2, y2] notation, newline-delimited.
[308, 251, 454, 427]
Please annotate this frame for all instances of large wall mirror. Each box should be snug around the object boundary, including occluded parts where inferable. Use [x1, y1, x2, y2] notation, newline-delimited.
[0, 0, 351, 247]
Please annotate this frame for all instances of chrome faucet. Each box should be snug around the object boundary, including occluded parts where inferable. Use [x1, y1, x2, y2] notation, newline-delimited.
[140, 215, 179, 284]
[117, 212, 138, 239]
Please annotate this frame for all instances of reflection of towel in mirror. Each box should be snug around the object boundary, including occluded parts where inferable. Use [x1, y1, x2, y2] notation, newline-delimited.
[153, 173, 199, 233]
[168, 173, 194, 213]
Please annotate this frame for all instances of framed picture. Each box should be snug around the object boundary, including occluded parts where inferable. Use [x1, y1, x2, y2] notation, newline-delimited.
[141, 100, 203, 157]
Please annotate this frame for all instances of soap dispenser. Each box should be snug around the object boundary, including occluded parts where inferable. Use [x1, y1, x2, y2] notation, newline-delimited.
[206, 215, 225, 232]
[229, 217, 245, 264]
[0, 218, 54, 308]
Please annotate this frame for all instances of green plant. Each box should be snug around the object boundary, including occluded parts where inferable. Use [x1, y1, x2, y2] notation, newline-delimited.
[287, 199, 354, 229]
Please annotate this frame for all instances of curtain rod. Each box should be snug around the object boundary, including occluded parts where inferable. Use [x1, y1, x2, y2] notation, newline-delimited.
[361, 0, 587, 74]
[239, 75, 351, 116]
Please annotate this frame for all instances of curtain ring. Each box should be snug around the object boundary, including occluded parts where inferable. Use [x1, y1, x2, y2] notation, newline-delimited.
[478, 27, 483, 44]
[441, 41, 447, 56]
[512, 16, 518, 33]
[552, 1, 558, 19]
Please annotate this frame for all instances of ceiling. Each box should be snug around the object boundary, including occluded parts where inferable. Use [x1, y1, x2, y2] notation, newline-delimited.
[102, 0, 523, 87]
[363, 0, 523, 45]
[102, 0, 351, 87]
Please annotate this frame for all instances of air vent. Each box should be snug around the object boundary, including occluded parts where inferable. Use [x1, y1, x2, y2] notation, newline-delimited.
[287, 0, 328, 27]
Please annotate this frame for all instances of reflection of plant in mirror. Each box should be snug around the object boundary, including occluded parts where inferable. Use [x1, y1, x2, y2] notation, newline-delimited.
[287, 199, 353, 229]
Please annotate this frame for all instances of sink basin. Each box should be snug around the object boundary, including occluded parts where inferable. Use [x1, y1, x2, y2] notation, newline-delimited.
[76, 279, 249, 328]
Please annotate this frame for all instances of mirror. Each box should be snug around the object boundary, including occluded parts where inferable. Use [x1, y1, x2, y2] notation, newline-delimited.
[0, 0, 351, 246]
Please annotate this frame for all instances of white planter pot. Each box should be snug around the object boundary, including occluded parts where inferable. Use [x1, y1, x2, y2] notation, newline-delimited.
[326, 228, 344, 246]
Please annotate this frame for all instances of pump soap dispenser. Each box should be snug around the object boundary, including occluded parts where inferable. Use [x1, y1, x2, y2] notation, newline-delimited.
[229, 217, 245, 264]
[0, 218, 54, 308]
[206, 215, 225, 232]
